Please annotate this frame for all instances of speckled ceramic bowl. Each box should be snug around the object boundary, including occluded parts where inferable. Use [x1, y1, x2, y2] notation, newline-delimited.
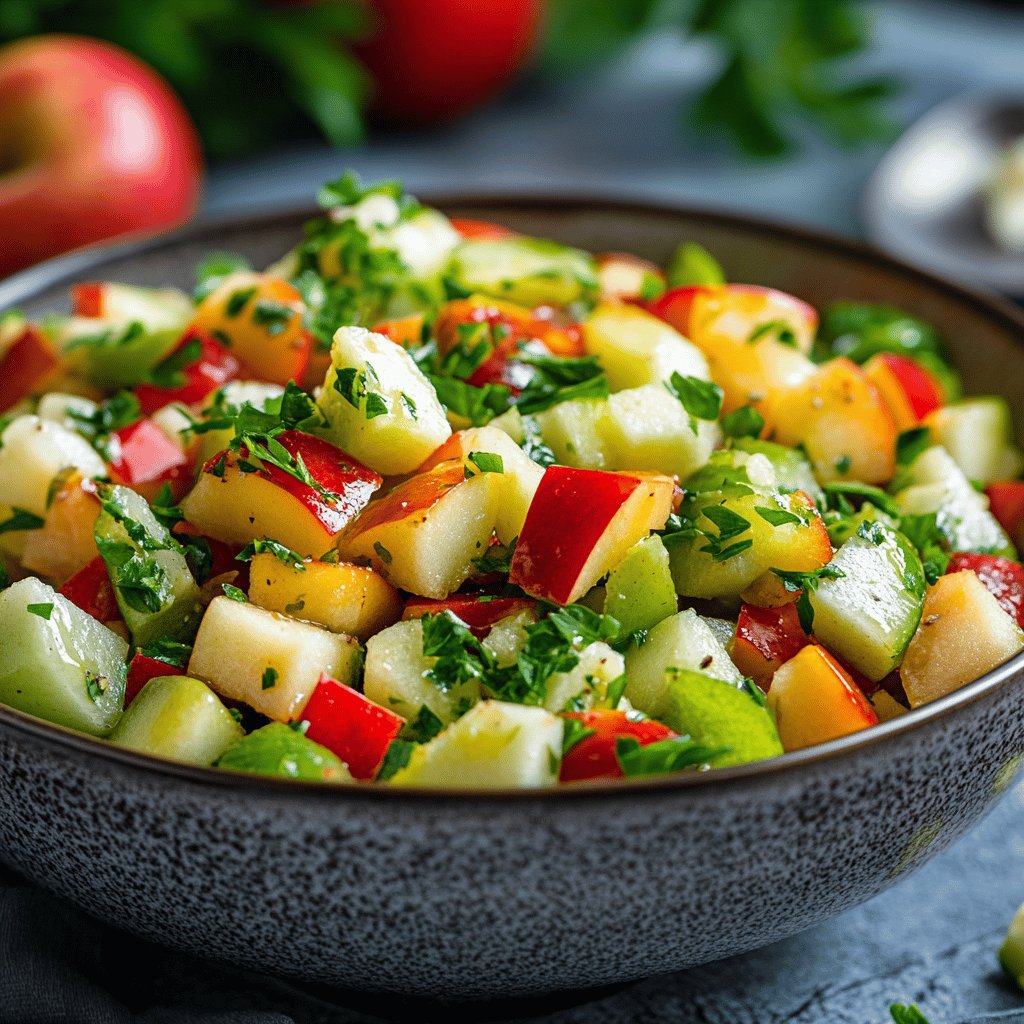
[1, 199, 1024, 1001]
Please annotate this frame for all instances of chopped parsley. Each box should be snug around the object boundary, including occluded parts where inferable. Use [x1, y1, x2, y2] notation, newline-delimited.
[261, 667, 279, 690]
[372, 542, 393, 564]
[834, 454, 852, 475]
[221, 583, 248, 603]
[889, 1006, 930, 1024]
[899, 512, 951, 585]
[465, 451, 504, 477]
[402, 705, 445, 743]
[376, 739, 417, 782]
[194, 251, 251, 302]
[225, 286, 257, 317]
[26, 602, 54, 620]
[236, 539, 307, 571]
[896, 426, 931, 467]
[0, 508, 45, 534]
[67, 391, 142, 459]
[664, 372, 724, 433]
[252, 299, 294, 335]
[822, 481, 901, 518]
[429, 376, 512, 426]
[754, 505, 806, 528]
[515, 353, 609, 415]
[117, 557, 172, 613]
[147, 338, 202, 390]
[615, 736, 728, 776]
[85, 671, 108, 703]
[139, 638, 192, 668]
[721, 405, 765, 439]
[521, 415, 556, 468]
[747, 319, 797, 347]
[770, 564, 847, 632]
[562, 717, 595, 756]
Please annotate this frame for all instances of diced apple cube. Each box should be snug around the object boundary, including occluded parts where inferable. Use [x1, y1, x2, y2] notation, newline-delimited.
[583, 302, 710, 390]
[316, 326, 451, 475]
[419, 425, 543, 544]
[624, 609, 743, 721]
[0, 415, 105, 517]
[543, 641, 625, 713]
[510, 466, 674, 605]
[901, 570, 1024, 707]
[769, 359, 896, 484]
[363, 618, 481, 725]
[339, 460, 498, 599]
[767, 645, 878, 751]
[603, 383, 719, 479]
[248, 553, 402, 640]
[187, 596, 362, 721]
[387, 700, 562, 789]
[535, 399, 614, 470]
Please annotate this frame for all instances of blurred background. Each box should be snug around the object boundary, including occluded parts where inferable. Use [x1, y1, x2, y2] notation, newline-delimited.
[1, 0, 1023, 289]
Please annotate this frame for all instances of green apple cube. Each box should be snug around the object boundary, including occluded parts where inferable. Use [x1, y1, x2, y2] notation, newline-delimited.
[446, 236, 598, 308]
[217, 722, 351, 783]
[809, 524, 925, 682]
[316, 325, 452, 476]
[733, 437, 823, 505]
[603, 384, 719, 480]
[604, 535, 678, 638]
[535, 398, 614, 470]
[109, 675, 243, 766]
[543, 641, 625, 713]
[625, 609, 743, 721]
[387, 700, 562, 789]
[927, 397, 1021, 485]
[0, 577, 127, 735]
[93, 484, 201, 647]
[665, 669, 783, 767]
[364, 618, 480, 725]
[895, 445, 1014, 558]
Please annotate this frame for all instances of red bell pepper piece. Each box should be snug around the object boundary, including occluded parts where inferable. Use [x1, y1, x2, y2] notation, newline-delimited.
[125, 653, 182, 706]
[0, 325, 61, 412]
[58, 555, 120, 623]
[946, 552, 1024, 628]
[986, 482, 1024, 549]
[135, 332, 240, 415]
[449, 218, 518, 241]
[560, 709, 677, 783]
[729, 602, 810, 691]
[402, 595, 535, 638]
[301, 675, 405, 780]
[108, 419, 191, 500]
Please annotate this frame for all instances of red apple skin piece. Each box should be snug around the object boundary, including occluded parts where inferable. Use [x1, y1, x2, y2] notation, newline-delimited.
[509, 466, 674, 605]
[58, 554, 120, 623]
[874, 353, 944, 420]
[0, 36, 202, 276]
[450, 218, 519, 241]
[343, 460, 466, 541]
[560, 710, 677, 783]
[946, 552, 1024, 628]
[300, 674, 405, 781]
[0, 325, 61, 411]
[402, 595, 536, 638]
[767, 644, 879, 752]
[256, 430, 382, 536]
[729, 602, 810, 691]
[135, 332, 240, 415]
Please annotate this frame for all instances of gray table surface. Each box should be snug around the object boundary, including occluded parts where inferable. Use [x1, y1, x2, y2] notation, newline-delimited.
[207, 2, 1024, 1021]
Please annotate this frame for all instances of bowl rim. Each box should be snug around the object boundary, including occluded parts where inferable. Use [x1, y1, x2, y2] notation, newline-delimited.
[2, 191, 1023, 805]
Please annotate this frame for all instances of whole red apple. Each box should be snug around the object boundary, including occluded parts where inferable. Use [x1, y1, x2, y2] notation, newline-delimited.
[354, 0, 542, 124]
[0, 35, 202, 277]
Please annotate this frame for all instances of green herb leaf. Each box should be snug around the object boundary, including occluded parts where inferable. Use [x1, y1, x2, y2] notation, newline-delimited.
[747, 320, 797, 347]
[147, 338, 202, 391]
[521, 415, 556, 468]
[26, 602, 54, 620]
[822, 481, 901, 518]
[402, 705, 445, 743]
[138, 638, 192, 668]
[194, 252, 251, 302]
[615, 735, 728, 776]
[561, 717, 596, 756]
[429, 376, 512, 427]
[226, 286, 257, 317]
[261, 666, 279, 690]
[664, 372, 723, 433]
[896, 426, 931, 467]
[465, 451, 504, 477]
[376, 739, 417, 782]
[236, 539, 307, 571]
[721, 405, 765, 439]
[0, 508, 44, 534]
[222, 583, 248, 603]
[372, 541, 392, 565]
[117, 557, 171, 614]
[754, 505, 805, 528]
[515, 353, 609, 416]
[889, 1005, 931, 1024]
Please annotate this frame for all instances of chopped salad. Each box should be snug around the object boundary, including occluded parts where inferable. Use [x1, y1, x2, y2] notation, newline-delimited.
[1, 172, 1023, 788]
